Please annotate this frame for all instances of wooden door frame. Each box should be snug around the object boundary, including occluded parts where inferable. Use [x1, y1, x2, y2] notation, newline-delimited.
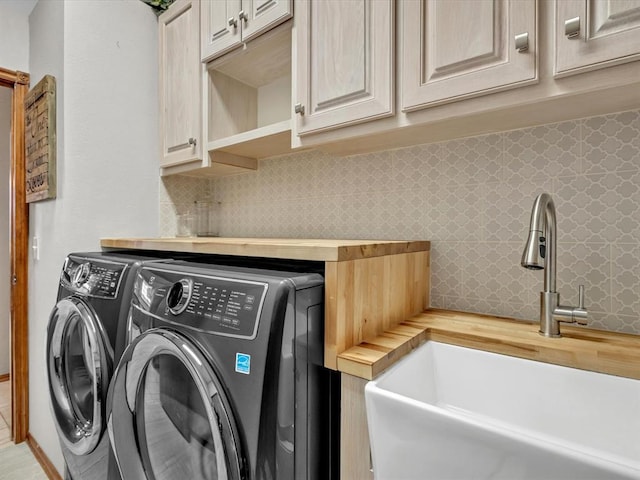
[0, 66, 29, 444]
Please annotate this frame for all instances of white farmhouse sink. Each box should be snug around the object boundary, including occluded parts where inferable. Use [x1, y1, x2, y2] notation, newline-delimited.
[365, 341, 640, 480]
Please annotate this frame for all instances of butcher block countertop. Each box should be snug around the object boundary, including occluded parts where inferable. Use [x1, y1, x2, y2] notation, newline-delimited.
[100, 237, 430, 262]
[337, 309, 640, 381]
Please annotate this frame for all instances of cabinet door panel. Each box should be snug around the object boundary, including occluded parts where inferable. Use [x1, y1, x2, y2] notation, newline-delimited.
[160, 0, 202, 167]
[295, 0, 394, 136]
[241, 0, 293, 42]
[402, 0, 537, 111]
[314, 1, 367, 108]
[201, 0, 242, 62]
[555, 0, 640, 76]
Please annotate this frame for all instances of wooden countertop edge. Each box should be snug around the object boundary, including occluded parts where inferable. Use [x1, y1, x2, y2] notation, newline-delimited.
[337, 309, 640, 381]
[100, 237, 430, 262]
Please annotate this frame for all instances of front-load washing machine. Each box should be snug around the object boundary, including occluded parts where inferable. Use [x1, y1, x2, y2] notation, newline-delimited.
[46, 251, 168, 480]
[107, 259, 340, 480]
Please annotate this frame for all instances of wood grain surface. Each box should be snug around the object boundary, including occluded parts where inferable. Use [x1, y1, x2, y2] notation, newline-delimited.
[100, 237, 430, 262]
[324, 251, 429, 369]
[337, 309, 640, 380]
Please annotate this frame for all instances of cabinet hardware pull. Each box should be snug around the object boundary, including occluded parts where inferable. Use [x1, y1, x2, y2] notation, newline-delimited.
[168, 137, 197, 153]
[565, 17, 580, 38]
[238, 10, 248, 23]
[228, 17, 238, 28]
[514, 32, 529, 53]
[294, 103, 305, 115]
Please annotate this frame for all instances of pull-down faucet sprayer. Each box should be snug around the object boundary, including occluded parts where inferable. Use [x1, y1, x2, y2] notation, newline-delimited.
[521, 193, 587, 337]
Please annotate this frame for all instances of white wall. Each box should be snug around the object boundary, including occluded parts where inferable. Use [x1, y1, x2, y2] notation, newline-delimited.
[28, 0, 65, 469]
[0, 0, 36, 71]
[28, 0, 160, 473]
[0, 88, 10, 377]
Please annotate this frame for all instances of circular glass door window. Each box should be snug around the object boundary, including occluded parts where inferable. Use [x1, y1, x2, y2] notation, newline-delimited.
[137, 354, 219, 479]
[108, 330, 243, 480]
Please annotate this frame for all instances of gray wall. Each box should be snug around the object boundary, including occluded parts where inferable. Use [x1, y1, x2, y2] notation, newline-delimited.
[28, 0, 160, 473]
[0, 0, 36, 380]
[0, 0, 34, 72]
[161, 109, 640, 334]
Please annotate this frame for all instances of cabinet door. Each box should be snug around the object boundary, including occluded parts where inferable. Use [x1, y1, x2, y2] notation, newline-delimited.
[159, 0, 202, 168]
[201, 0, 242, 62]
[555, 0, 640, 76]
[241, 0, 293, 43]
[294, 0, 394, 136]
[402, 0, 537, 111]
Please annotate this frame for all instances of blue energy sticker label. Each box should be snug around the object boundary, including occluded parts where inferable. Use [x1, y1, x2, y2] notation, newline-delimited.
[235, 353, 251, 375]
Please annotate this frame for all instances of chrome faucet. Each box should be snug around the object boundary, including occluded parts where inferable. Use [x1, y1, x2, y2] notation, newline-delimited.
[521, 193, 587, 337]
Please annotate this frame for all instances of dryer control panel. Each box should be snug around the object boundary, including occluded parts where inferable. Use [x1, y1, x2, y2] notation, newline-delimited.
[61, 256, 127, 298]
[136, 267, 268, 339]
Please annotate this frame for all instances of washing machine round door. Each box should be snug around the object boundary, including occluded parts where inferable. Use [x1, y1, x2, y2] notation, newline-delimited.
[108, 329, 243, 480]
[46, 296, 113, 455]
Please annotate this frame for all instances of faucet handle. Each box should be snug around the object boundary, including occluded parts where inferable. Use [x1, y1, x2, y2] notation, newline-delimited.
[574, 285, 588, 325]
[578, 285, 585, 309]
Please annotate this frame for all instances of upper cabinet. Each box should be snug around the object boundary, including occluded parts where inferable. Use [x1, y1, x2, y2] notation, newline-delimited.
[159, 0, 202, 169]
[293, 0, 394, 136]
[201, 0, 293, 62]
[401, 0, 537, 111]
[555, 0, 640, 76]
[157, 0, 640, 174]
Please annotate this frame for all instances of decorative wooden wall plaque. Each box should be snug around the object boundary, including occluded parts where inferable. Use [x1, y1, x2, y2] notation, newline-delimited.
[25, 74, 56, 203]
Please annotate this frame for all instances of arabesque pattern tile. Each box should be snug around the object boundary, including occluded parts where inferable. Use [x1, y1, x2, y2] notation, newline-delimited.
[159, 176, 212, 237]
[440, 133, 503, 185]
[504, 121, 581, 183]
[612, 244, 640, 317]
[583, 110, 640, 174]
[160, 109, 640, 334]
[556, 171, 640, 243]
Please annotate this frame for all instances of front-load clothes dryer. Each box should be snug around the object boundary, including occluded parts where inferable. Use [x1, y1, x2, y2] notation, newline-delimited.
[107, 260, 340, 480]
[46, 251, 168, 480]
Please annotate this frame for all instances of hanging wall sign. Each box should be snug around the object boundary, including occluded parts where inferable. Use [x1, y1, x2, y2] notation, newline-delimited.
[25, 74, 56, 203]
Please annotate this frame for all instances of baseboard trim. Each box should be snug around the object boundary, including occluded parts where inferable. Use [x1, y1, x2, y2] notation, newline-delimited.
[26, 433, 63, 480]
[0, 374, 9, 382]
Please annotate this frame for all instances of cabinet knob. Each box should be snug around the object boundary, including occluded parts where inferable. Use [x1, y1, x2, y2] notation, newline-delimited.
[294, 103, 305, 115]
[564, 17, 580, 38]
[238, 10, 248, 23]
[228, 17, 238, 28]
[514, 32, 529, 53]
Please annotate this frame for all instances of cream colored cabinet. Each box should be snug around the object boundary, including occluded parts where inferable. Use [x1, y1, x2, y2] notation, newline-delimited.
[401, 0, 537, 111]
[555, 0, 640, 76]
[159, 0, 202, 169]
[293, 0, 394, 136]
[201, 0, 293, 62]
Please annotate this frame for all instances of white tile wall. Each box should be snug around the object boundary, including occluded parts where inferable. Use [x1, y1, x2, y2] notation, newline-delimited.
[160, 109, 640, 333]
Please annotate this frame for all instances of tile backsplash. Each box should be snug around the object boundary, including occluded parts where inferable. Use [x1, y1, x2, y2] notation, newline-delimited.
[160, 109, 640, 334]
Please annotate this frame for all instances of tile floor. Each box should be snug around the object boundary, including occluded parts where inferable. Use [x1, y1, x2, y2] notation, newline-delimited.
[0, 379, 48, 479]
[0, 442, 49, 480]
[0, 380, 11, 449]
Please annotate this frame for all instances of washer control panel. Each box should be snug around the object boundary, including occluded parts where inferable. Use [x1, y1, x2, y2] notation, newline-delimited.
[139, 268, 268, 339]
[61, 256, 127, 298]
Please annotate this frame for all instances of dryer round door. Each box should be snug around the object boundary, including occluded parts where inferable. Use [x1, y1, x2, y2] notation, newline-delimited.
[46, 296, 113, 455]
[108, 329, 244, 480]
